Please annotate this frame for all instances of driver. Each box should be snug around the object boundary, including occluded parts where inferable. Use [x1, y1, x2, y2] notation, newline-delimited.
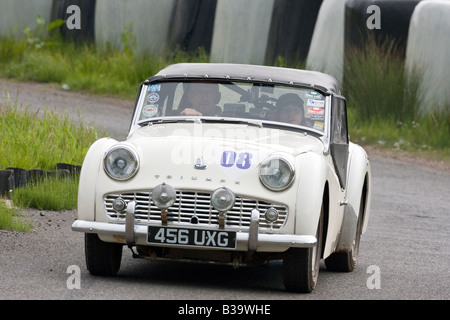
[277, 93, 305, 126]
[179, 82, 222, 116]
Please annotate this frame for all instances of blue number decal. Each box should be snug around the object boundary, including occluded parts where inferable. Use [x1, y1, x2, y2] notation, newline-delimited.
[220, 151, 252, 169]
[236, 152, 252, 169]
[221, 151, 236, 167]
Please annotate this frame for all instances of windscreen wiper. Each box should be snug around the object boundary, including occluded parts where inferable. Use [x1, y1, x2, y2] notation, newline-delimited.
[138, 117, 203, 126]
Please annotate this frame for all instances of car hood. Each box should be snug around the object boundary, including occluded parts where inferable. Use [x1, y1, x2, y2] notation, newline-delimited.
[127, 122, 324, 160]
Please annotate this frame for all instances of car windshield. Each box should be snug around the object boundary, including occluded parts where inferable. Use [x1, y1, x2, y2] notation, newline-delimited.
[137, 81, 327, 133]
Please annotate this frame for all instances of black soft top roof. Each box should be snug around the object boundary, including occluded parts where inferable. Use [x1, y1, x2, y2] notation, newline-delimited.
[146, 63, 341, 95]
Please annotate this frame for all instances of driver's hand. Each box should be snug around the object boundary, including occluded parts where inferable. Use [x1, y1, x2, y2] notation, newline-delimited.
[180, 108, 203, 116]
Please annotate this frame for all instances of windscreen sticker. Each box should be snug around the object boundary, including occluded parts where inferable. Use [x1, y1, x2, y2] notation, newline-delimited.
[305, 91, 324, 100]
[148, 84, 161, 92]
[307, 107, 325, 116]
[142, 105, 158, 117]
[307, 99, 325, 108]
[147, 93, 160, 103]
[313, 121, 324, 131]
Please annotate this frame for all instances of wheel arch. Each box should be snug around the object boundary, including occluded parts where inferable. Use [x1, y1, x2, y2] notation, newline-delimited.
[320, 182, 330, 259]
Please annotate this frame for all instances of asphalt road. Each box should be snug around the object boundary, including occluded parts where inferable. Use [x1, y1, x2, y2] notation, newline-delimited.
[0, 79, 449, 301]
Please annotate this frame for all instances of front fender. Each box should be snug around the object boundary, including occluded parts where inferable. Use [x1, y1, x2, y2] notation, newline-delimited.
[77, 137, 118, 221]
[294, 152, 327, 236]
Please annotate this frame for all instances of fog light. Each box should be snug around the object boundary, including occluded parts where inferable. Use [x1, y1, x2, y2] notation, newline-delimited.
[264, 207, 279, 222]
[152, 183, 176, 209]
[112, 198, 127, 212]
[211, 187, 235, 212]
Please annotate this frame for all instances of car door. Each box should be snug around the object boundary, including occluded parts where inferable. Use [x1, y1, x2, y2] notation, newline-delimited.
[330, 95, 349, 188]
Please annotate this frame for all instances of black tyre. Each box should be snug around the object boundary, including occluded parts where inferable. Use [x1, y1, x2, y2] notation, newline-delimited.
[283, 207, 324, 293]
[325, 194, 365, 272]
[85, 233, 123, 276]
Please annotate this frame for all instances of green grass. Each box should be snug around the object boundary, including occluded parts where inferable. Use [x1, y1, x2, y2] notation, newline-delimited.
[0, 101, 103, 231]
[0, 32, 209, 99]
[343, 37, 449, 159]
[11, 175, 78, 211]
[0, 199, 32, 232]
[0, 102, 103, 170]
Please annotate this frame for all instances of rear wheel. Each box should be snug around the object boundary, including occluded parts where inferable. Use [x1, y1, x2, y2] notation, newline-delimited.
[283, 206, 324, 293]
[85, 233, 123, 276]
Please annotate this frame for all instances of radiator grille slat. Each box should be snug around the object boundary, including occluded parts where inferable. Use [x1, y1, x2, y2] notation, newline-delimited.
[104, 190, 288, 230]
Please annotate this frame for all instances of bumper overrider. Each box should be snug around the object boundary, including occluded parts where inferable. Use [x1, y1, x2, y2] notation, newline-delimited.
[72, 200, 317, 251]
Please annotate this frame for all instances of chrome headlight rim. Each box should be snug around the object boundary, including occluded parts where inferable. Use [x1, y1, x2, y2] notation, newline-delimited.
[258, 155, 295, 191]
[103, 145, 140, 181]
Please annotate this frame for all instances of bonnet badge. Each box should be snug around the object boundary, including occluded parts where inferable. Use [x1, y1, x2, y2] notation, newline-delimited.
[194, 156, 207, 170]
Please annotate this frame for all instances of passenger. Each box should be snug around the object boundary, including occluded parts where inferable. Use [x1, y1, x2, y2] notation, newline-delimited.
[277, 93, 305, 126]
[179, 82, 222, 116]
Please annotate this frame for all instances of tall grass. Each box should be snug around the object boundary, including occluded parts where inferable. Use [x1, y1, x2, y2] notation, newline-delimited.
[0, 200, 32, 232]
[0, 28, 209, 99]
[343, 37, 449, 156]
[0, 102, 100, 230]
[0, 102, 103, 170]
[344, 37, 419, 122]
[11, 175, 78, 211]
[0, 99, 103, 229]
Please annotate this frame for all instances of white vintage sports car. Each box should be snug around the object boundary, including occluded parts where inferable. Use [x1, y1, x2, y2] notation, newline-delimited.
[72, 63, 371, 293]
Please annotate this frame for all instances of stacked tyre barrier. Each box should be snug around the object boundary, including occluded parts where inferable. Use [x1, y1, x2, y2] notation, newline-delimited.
[0, 0, 448, 113]
[0, 163, 81, 199]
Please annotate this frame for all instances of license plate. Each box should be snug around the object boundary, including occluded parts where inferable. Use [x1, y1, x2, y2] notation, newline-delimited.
[147, 226, 236, 249]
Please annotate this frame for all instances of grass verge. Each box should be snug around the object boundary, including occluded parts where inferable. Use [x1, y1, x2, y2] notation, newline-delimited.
[343, 37, 449, 162]
[0, 101, 103, 230]
[0, 26, 209, 99]
[11, 175, 78, 211]
[0, 102, 104, 170]
[0, 199, 32, 232]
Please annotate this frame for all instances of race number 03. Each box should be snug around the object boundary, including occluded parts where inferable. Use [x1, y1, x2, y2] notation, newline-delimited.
[220, 151, 252, 169]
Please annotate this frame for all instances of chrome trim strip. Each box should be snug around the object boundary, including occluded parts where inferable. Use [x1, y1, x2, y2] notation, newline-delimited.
[125, 201, 136, 244]
[248, 209, 259, 251]
[72, 220, 317, 249]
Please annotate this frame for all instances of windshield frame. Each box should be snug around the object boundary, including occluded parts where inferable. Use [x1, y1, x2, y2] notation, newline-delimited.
[130, 79, 332, 139]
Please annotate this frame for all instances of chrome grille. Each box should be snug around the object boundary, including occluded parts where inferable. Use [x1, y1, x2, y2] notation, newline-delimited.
[104, 190, 288, 230]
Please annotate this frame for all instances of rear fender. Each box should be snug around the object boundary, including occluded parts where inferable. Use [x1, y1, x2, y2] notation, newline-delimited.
[335, 143, 371, 251]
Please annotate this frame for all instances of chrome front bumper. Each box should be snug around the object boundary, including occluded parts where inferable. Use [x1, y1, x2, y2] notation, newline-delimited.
[72, 202, 316, 251]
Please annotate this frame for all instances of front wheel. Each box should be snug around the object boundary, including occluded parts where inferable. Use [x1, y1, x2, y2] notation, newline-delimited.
[283, 207, 324, 293]
[85, 233, 123, 276]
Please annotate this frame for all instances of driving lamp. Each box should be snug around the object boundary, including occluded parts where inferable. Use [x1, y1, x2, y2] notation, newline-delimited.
[264, 207, 279, 222]
[104, 146, 139, 181]
[211, 187, 235, 212]
[112, 198, 127, 212]
[152, 183, 176, 209]
[259, 156, 295, 191]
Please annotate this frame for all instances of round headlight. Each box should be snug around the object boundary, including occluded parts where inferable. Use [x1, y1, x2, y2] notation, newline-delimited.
[211, 187, 235, 212]
[104, 146, 139, 181]
[259, 156, 295, 191]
